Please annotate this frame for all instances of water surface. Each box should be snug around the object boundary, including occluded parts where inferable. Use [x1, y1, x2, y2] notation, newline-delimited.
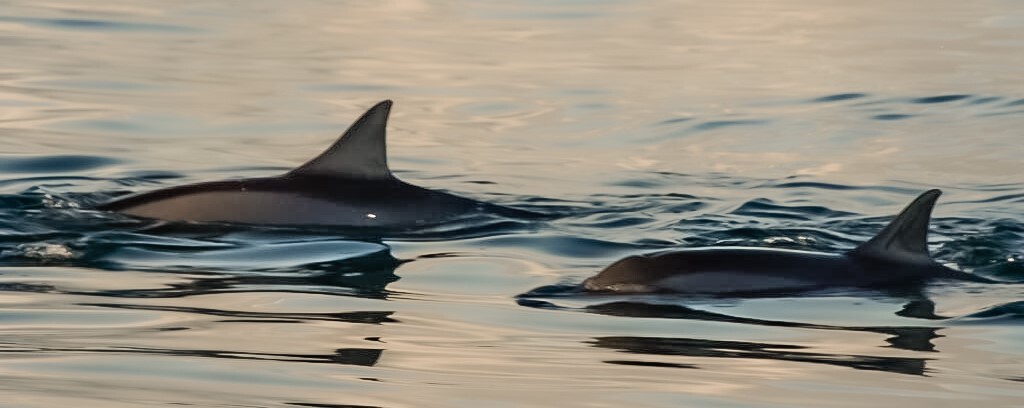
[1, 0, 1023, 407]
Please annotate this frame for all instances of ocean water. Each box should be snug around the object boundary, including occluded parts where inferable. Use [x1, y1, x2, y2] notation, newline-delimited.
[1, 0, 1023, 407]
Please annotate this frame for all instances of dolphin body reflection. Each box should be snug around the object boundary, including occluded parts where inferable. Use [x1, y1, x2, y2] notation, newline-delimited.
[583, 190, 994, 294]
[99, 100, 527, 228]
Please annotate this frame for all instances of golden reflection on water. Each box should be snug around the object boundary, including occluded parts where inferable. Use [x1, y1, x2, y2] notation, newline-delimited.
[1, 263, 1021, 406]
[2, 0, 1020, 182]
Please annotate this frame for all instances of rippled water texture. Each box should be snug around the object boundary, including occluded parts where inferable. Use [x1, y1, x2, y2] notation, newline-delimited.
[1, 1, 1023, 407]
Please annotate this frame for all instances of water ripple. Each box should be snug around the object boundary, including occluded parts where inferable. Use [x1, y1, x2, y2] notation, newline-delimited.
[911, 95, 971, 104]
[953, 301, 1024, 323]
[0, 16, 197, 33]
[0, 155, 122, 174]
[810, 93, 869, 103]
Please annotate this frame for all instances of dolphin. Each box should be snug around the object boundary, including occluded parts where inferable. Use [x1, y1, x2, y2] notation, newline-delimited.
[582, 189, 994, 294]
[98, 100, 527, 228]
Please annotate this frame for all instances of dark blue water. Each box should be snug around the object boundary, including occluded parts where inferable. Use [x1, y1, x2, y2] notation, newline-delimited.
[1, 1, 1023, 406]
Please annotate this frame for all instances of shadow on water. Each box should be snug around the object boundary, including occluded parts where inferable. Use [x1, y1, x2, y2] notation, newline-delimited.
[82, 303, 397, 325]
[521, 298, 942, 352]
[541, 278, 949, 377]
[91, 262, 401, 299]
[591, 336, 930, 376]
[591, 300, 940, 349]
[0, 342, 385, 367]
[0, 199, 415, 300]
[87, 244, 406, 299]
[518, 284, 954, 374]
[1, 237, 408, 299]
[515, 280, 1018, 376]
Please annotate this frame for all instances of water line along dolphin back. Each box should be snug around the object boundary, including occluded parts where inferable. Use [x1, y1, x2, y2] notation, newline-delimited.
[580, 189, 996, 295]
[98, 100, 531, 228]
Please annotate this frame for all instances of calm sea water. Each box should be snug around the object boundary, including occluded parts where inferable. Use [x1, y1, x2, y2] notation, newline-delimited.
[1, 1, 1023, 407]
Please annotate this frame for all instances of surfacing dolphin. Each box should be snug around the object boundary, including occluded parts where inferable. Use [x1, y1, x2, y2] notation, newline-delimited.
[98, 100, 531, 228]
[582, 189, 994, 295]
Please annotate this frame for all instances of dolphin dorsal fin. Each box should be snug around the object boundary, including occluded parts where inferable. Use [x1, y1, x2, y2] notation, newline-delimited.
[288, 100, 394, 179]
[849, 189, 942, 261]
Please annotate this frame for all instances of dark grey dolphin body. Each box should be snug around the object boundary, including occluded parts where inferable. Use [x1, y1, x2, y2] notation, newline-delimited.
[99, 101, 526, 228]
[583, 190, 994, 294]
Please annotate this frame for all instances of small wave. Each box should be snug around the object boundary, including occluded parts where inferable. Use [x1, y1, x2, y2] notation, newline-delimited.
[810, 93, 869, 103]
[872, 113, 915, 121]
[954, 301, 1024, 323]
[730, 198, 855, 221]
[969, 96, 1003, 105]
[0, 16, 197, 33]
[911, 95, 971, 104]
[1004, 98, 1024, 107]
[0, 155, 122, 174]
[475, 235, 647, 258]
[768, 181, 861, 191]
[691, 119, 769, 132]
[655, 117, 693, 125]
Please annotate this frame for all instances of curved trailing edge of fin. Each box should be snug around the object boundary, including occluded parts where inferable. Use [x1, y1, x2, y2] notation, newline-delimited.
[288, 100, 394, 179]
[849, 189, 942, 261]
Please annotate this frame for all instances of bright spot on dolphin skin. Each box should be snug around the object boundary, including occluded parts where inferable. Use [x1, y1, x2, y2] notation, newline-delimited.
[366, 213, 377, 219]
